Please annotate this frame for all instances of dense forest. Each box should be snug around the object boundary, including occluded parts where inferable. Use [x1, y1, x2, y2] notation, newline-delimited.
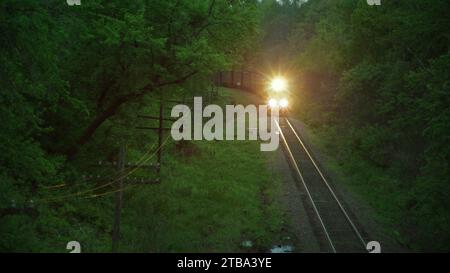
[264, 0, 449, 251]
[1, 0, 449, 252]
[0, 0, 263, 251]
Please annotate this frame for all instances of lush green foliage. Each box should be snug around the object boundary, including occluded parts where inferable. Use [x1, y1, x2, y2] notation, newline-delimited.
[280, 0, 450, 251]
[2, 0, 449, 253]
[0, 0, 266, 252]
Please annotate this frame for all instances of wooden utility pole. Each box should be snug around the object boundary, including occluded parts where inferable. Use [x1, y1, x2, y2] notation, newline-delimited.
[157, 97, 163, 175]
[112, 145, 125, 253]
[231, 70, 234, 87]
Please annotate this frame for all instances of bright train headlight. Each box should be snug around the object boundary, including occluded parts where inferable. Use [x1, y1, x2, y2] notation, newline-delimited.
[268, 98, 278, 108]
[279, 98, 288, 108]
[270, 77, 287, 92]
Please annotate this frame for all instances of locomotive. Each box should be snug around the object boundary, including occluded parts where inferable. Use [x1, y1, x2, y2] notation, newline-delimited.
[266, 76, 289, 116]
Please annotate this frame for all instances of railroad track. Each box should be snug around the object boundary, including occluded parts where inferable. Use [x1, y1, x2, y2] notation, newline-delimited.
[276, 117, 368, 253]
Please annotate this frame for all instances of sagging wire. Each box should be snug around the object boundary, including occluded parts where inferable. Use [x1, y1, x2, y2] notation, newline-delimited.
[36, 143, 157, 203]
[82, 183, 140, 200]
[38, 144, 155, 202]
[36, 136, 171, 203]
[41, 183, 67, 189]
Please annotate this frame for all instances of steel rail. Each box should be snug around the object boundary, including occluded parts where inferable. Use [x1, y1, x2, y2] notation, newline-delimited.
[284, 118, 367, 250]
[275, 119, 337, 253]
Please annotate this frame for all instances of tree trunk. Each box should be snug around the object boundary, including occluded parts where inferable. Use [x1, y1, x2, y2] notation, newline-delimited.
[66, 93, 141, 159]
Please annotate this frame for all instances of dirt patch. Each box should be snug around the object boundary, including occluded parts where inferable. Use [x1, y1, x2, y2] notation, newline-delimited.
[173, 140, 201, 158]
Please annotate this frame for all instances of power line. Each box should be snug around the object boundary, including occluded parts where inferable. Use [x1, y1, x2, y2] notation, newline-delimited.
[35, 138, 169, 203]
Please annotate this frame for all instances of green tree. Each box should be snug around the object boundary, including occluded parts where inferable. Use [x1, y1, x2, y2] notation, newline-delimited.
[285, 0, 450, 251]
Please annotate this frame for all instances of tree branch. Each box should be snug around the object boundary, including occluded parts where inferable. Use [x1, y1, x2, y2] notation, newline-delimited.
[66, 70, 198, 159]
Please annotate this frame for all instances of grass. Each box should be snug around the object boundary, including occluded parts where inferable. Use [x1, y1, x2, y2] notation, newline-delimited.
[0, 88, 284, 253]
[118, 88, 284, 252]
[4, 88, 284, 253]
